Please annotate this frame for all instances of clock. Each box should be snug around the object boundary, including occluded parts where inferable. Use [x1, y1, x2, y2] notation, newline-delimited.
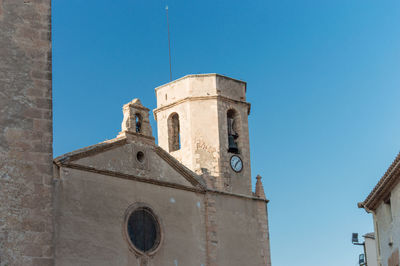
[230, 155, 243, 173]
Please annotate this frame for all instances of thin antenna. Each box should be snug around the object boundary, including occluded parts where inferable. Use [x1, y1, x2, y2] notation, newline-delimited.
[165, 5, 172, 81]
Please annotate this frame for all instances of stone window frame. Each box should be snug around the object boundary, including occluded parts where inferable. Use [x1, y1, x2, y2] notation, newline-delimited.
[135, 150, 146, 164]
[167, 112, 181, 152]
[123, 203, 163, 257]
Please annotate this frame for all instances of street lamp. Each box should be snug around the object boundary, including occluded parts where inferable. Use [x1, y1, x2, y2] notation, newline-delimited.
[352, 233, 367, 266]
[359, 254, 366, 265]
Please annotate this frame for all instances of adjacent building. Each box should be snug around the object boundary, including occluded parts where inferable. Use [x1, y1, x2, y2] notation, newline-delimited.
[364, 233, 378, 266]
[359, 152, 400, 266]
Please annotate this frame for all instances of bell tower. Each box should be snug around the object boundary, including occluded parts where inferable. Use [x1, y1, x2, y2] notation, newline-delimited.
[153, 74, 252, 195]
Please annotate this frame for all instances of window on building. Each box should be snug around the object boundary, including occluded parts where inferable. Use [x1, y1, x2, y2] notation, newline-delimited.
[127, 207, 161, 253]
[168, 113, 180, 152]
[384, 196, 393, 223]
[227, 109, 239, 154]
[135, 113, 142, 133]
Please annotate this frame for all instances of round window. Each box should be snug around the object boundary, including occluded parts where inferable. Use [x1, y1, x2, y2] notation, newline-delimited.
[126, 207, 161, 254]
[136, 151, 145, 163]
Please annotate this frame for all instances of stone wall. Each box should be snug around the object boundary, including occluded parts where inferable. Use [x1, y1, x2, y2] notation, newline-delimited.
[0, 0, 53, 265]
[206, 193, 271, 266]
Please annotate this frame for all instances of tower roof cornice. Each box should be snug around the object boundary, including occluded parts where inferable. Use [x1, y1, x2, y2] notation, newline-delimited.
[153, 95, 251, 121]
[154, 73, 247, 92]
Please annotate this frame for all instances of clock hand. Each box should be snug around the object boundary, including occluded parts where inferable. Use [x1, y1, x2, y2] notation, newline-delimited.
[234, 160, 239, 168]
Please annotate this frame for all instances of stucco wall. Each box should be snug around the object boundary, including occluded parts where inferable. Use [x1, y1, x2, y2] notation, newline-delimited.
[0, 1, 53, 265]
[374, 181, 400, 266]
[365, 236, 378, 266]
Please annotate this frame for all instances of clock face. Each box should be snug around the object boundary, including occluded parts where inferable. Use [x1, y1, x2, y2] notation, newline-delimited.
[230, 155, 243, 172]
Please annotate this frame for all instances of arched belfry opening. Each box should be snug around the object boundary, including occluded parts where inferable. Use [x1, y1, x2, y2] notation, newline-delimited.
[227, 109, 239, 154]
[168, 113, 180, 152]
[135, 113, 142, 133]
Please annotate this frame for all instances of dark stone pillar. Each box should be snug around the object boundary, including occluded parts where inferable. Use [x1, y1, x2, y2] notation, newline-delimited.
[0, 0, 53, 265]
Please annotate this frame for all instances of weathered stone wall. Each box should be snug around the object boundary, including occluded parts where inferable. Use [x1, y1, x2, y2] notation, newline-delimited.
[206, 193, 271, 266]
[374, 181, 400, 266]
[0, 0, 53, 265]
[54, 156, 207, 266]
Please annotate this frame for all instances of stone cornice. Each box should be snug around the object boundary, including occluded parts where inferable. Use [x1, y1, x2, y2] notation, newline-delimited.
[124, 104, 150, 112]
[56, 162, 205, 194]
[54, 161, 268, 203]
[207, 189, 269, 203]
[54, 138, 127, 164]
[359, 152, 400, 211]
[53, 136, 268, 204]
[154, 73, 247, 92]
[53, 136, 206, 191]
[153, 95, 251, 120]
[54, 134, 156, 165]
[123, 98, 150, 111]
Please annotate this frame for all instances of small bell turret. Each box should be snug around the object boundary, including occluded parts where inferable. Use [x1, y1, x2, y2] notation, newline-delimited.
[118, 98, 154, 142]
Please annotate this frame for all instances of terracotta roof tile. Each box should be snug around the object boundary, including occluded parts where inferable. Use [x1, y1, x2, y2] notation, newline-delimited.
[359, 151, 400, 211]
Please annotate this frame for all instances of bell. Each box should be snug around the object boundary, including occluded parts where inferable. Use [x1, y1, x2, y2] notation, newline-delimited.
[228, 135, 239, 153]
[135, 121, 141, 133]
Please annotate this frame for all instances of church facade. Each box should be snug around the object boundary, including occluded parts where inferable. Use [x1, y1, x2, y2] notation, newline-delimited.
[0, 2, 271, 265]
[53, 74, 271, 266]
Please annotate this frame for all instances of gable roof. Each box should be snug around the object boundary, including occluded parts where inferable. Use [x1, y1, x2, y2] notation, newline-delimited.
[358, 151, 400, 211]
[54, 137, 127, 164]
[54, 136, 206, 191]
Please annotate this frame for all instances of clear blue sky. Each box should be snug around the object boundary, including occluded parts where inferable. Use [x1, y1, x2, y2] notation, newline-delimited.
[52, 1, 400, 265]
